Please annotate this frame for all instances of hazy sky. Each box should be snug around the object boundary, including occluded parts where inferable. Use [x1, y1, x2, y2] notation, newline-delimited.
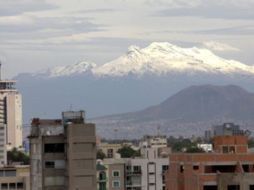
[0, 0, 253, 78]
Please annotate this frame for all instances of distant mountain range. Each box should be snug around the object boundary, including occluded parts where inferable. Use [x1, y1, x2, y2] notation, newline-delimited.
[24, 42, 254, 78]
[15, 42, 254, 138]
[92, 85, 254, 138]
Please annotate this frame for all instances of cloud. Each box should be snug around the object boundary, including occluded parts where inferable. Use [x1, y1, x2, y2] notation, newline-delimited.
[0, 0, 57, 16]
[155, 0, 254, 19]
[144, 0, 200, 8]
[202, 41, 240, 52]
[0, 15, 104, 37]
[194, 25, 254, 36]
[75, 8, 117, 14]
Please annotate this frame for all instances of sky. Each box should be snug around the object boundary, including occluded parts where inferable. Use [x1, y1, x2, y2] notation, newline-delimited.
[0, 0, 253, 78]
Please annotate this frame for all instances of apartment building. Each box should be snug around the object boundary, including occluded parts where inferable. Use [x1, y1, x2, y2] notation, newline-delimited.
[0, 165, 30, 190]
[98, 143, 122, 159]
[0, 78, 22, 164]
[125, 153, 169, 190]
[96, 135, 170, 190]
[97, 159, 126, 190]
[165, 135, 254, 190]
[29, 111, 96, 190]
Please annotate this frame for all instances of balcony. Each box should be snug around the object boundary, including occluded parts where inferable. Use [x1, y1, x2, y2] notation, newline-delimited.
[126, 170, 142, 176]
[97, 177, 107, 182]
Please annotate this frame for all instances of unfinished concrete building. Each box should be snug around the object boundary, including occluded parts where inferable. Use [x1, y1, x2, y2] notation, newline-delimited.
[29, 111, 96, 190]
[165, 135, 254, 190]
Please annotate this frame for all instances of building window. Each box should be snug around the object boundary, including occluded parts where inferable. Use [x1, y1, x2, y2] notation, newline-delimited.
[133, 188, 141, 190]
[44, 176, 65, 186]
[1, 183, 8, 189]
[162, 174, 166, 184]
[203, 185, 218, 190]
[45, 161, 55, 168]
[112, 170, 120, 177]
[112, 180, 120, 188]
[222, 146, 229, 153]
[99, 171, 107, 181]
[229, 146, 235, 153]
[45, 160, 65, 169]
[44, 143, 65, 153]
[180, 165, 184, 173]
[5, 170, 16, 177]
[107, 149, 113, 158]
[133, 166, 141, 174]
[9, 183, 16, 189]
[17, 183, 24, 189]
[99, 182, 107, 190]
[227, 185, 240, 190]
[250, 185, 254, 190]
[193, 165, 199, 170]
[162, 165, 169, 172]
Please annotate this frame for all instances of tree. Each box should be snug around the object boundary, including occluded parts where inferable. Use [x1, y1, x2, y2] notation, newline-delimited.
[97, 150, 106, 160]
[170, 138, 194, 152]
[117, 146, 140, 158]
[186, 146, 205, 153]
[7, 148, 29, 165]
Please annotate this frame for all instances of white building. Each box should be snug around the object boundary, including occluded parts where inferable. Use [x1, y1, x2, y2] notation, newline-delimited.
[197, 143, 213, 152]
[140, 135, 167, 149]
[0, 79, 23, 153]
[140, 135, 171, 159]
[125, 149, 169, 190]
[125, 135, 170, 190]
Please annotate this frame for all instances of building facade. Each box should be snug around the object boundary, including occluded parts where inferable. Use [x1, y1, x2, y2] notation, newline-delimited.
[0, 165, 30, 190]
[96, 135, 170, 190]
[125, 156, 168, 190]
[29, 111, 96, 190]
[98, 143, 122, 159]
[0, 79, 22, 164]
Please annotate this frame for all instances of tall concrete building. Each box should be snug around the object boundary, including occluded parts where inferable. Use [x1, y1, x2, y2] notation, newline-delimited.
[29, 111, 96, 190]
[0, 66, 23, 165]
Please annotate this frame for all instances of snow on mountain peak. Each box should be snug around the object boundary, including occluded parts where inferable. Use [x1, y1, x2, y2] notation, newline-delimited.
[36, 61, 97, 78]
[30, 42, 254, 78]
[92, 42, 254, 77]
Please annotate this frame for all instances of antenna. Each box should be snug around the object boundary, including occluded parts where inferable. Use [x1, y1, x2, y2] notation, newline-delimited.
[157, 124, 161, 136]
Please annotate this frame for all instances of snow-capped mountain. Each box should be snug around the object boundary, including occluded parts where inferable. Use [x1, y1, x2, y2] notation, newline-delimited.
[31, 42, 254, 78]
[16, 42, 254, 135]
[34, 61, 96, 78]
[93, 42, 254, 76]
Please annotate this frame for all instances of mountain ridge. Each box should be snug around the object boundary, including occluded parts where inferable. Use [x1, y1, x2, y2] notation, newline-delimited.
[92, 84, 254, 138]
[16, 42, 254, 79]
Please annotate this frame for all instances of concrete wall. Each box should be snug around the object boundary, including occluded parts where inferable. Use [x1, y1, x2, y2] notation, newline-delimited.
[67, 123, 96, 190]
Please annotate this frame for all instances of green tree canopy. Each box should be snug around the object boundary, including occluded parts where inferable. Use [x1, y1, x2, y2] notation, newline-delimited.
[186, 146, 205, 153]
[7, 148, 29, 165]
[97, 150, 106, 160]
[117, 146, 140, 158]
